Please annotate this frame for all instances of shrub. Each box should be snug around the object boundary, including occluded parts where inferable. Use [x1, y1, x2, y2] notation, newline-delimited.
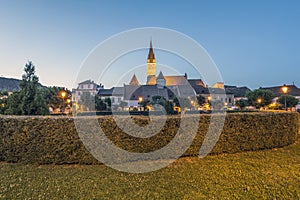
[0, 112, 298, 164]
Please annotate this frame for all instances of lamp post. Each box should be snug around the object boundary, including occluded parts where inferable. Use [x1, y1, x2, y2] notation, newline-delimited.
[60, 91, 67, 114]
[281, 84, 288, 111]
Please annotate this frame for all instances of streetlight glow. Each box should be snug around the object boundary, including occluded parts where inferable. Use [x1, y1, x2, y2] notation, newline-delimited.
[281, 84, 288, 111]
[257, 98, 262, 103]
[281, 85, 288, 94]
[138, 96, 143, 102]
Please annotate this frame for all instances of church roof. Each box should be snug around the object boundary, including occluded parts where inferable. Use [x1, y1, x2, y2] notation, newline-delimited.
[164, 75, 188, 86]
[147, 40, 155, 63]
[188, 79, 206, 88]
[129, 74, 140, 86]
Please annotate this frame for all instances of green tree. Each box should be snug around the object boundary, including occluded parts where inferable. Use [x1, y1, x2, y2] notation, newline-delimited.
[173, 97, 191, 110]
[196, 95, 206, 106]
[43, 86, 71, 110]
[277, 95, 298, 108]
[104, 97, 112, 109]
[5, 61, 49, 115]
[163, 100, 175, 115]
[95, 97, 107, 111]
[139, 99, 150, 111]
[5, 92, 22, 115]
[79, 92, 95, 111]
[235, 99, 249, 110]
[246, 89, 275, 108]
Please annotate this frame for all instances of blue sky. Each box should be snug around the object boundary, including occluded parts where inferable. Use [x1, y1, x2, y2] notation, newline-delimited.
[0, 0, 299, 89]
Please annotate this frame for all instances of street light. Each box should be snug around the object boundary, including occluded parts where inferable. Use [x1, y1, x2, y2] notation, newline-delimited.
[257, 98, 262, 104]
[60, 91, 67, 114]
[281, 84, 288, 111]
[207, 96, 212, 102]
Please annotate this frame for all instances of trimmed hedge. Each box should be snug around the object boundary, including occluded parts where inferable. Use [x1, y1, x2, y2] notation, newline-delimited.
[0, 112, 298, 164]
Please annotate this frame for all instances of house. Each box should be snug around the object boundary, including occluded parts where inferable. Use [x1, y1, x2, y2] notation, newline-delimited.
[72, 80, 103, 103]
[224, 85, 251, 102]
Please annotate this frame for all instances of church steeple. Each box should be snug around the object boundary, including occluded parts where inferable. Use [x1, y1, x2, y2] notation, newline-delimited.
[146, 39, 156, 84]
[147, 39, 155, 63]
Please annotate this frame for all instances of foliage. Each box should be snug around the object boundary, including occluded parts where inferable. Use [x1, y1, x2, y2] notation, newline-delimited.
[235, 99, 249, 110]
[104, 97, 112, 108]
[79, 92, 95, 111]
[277, 95, 299, 108]
[43, 86, 71, 111]
[246, 89, 275, 108]
[210, 100, 224, 110]
[0, 112, 297, 165]
[173, 97, 191, 110]
[95, 97, 107, 111]
[196, 95, 206, 106]
[4, 61, 49, 115]
[138, 99, 150, 110]
[0, 98, 7, 114]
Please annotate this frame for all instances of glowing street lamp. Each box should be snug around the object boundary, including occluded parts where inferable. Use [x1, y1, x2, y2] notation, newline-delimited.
[257, 98, 262, 104]
[138, 96, 143, 102]
[60, 91, 67, 114]
[207, 96, 212, 102]
[282, 84, 288, 111]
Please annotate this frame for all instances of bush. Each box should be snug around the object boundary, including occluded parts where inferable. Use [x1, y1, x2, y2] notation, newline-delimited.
[0, 112, 298, 164]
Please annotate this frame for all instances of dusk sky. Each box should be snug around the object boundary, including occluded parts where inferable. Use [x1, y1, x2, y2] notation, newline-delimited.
[0, 0, 299, 90]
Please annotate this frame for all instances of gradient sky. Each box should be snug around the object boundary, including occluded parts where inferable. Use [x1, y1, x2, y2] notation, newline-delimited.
[0, 0, 299, 90]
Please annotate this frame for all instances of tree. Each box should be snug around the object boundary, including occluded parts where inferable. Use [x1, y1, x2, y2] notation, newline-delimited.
[104, 97, 112, 109]
[5, 92, 22, 115]
[79, 92, 95, 111]
[95, 97, 107, 111]
[196, 95, 206, 106]
[43, 86, 71, 110]
[211, 100, 224, 110]
[277, 95, 298, 108]
[246, 89, 275, 108]
[235, 99, 249, 110]
[5, 61, 49, 115]
[138, 99, 150, 111]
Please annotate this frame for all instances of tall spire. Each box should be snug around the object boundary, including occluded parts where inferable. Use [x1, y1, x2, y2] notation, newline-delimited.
[147, 39, 155, 63]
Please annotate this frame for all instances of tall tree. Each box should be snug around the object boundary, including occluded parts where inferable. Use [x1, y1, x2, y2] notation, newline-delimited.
[5, 61, 49, 115]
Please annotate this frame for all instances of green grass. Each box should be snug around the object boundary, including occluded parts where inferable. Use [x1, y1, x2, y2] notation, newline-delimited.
[1, 136, 299, 199]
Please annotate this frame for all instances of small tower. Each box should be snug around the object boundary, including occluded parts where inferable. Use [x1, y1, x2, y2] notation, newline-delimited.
[129, 74, 140, 86]
[146, 40, 156, 85]
[156, 71, 166, 88]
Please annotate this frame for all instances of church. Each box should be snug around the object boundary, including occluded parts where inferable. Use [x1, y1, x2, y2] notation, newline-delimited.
[97, 40, 234, 108]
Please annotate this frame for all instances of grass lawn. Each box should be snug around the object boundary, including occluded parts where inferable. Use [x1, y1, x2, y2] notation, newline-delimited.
[1, 136, 299, 199]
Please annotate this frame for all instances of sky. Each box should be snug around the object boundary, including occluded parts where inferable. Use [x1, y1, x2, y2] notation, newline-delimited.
[0, 0, 299, 90]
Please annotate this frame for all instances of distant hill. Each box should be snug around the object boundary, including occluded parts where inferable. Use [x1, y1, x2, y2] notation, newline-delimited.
[0, 77, 21, 92]
[0, 77, 46, 92]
